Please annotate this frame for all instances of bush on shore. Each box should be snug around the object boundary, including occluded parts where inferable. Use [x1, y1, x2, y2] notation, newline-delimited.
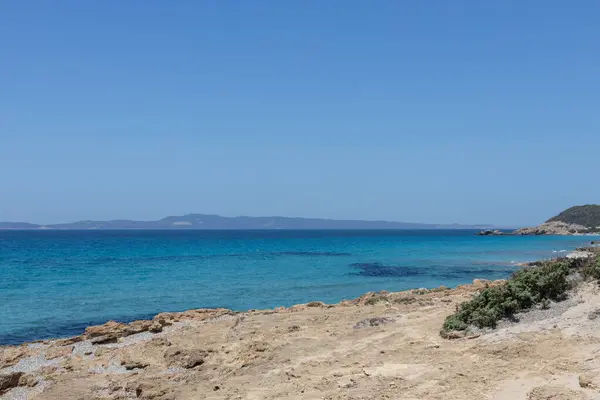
[441, 256, 600, 334]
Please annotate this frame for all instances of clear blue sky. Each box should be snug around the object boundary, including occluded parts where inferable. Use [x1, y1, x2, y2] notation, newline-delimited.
[1, 1, 598, 226]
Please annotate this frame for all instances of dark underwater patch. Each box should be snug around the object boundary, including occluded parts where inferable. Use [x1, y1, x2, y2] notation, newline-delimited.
[350, 262, 424, 277]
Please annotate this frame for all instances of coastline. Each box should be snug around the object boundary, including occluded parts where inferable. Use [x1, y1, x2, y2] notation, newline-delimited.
[3, 267, 600, 399]
[2, 246, 600, 399]
[0, 279, 497, 398]
[2, 280, 492, 349]
[2, 245, 595, 348]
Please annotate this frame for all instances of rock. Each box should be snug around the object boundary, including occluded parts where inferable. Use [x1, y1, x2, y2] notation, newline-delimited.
[338, 377, 356, 388]
[149, 322, 163, 333]
[90, 335, 119, 345]
[85, 318, 162, 342]
[514, 221, 593, 236]
[85, 320, 131, 339]
[579, 373, 599, 388]
[353, 317, 395, 329]
[154, 318, 172, 327]
[567, 251, 593, 260]
[0, 347, 27, 368]
[45, 345, 74, 360]
[121, 359, 149, 370]
[477, 229, 504, 236]
[440, 330, 466, 340]
[149, 337, 171, 347]
[128, 320, 154, 334]
[153, 308, 232, 325]
[164, 347, 207, 368]
[129, 381, 174, 400]
[527, 385, 586, 400]
[588, 309, 600, 320]
[306, 301, 325, 307]
[54, 336, 83, 346]
[0, 372, 23, 394]
[18, 373, 39, 387]
[472, 279, 490, 288]
[40, 365, 58, 376]
[288, 325, 300, 333]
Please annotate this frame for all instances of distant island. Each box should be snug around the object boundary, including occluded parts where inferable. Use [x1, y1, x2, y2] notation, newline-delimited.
[0, 214, 497, 230]
[478, 204, 600, 236]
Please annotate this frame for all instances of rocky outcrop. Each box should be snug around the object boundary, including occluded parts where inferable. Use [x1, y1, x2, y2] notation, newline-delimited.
[45, 345, 73, 360]
[513, 221, 593, 236]
[0, 347, 27, 369]
[0, 372, 23, 394]
[164, 347, 207, 368]
[476, 229, 506, 236]
[83, 319, 164, 343]
[513, 205, 600, 235]
[152, 308, 233, 324]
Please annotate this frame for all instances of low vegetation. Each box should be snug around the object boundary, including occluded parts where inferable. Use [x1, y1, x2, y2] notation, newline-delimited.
[547, 204, 600, 228]
[442, 255, 600, 334]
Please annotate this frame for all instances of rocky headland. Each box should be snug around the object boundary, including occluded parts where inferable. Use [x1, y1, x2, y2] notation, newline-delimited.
[478, 204, 600, 236]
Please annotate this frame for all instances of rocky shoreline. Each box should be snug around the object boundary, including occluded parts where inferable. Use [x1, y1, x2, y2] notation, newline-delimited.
[3, 249, 600, 399]
[478, 221, 600, 236]
[0, 280, 500, 400]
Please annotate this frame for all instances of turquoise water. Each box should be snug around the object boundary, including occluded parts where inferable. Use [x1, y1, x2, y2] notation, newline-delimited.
[0, 230, 592, 345]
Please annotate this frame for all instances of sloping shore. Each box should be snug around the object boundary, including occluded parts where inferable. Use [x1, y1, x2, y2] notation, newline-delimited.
[3, 276, 600, 400]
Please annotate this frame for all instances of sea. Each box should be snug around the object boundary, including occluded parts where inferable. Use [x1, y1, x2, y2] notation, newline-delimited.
[0, 229, 593, 345]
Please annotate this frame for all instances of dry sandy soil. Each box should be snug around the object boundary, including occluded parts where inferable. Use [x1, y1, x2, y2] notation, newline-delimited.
[3, 279, 600, 400]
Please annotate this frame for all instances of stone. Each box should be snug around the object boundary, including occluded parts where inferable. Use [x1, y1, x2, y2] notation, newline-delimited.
[90, 335, 119, 345]
[18, 373, 39, 387]
[128, 320, 153, 334]
[588, 309, 600, 320]
[353, 317, 395, 329]
[121, 359, 149, 370]
[472, 279, 490, 288]
[164, 347, 206, 369]
[85, 320, 131, 339]
[45, 345, 74, 360]
[440, 330, 466, 340]
[149, 322, 163, 333]
[578, 373, 598, 388]
[40, 365, 58, 376]
[0, 347, 27, 368]
[514, 221, 593, 236]
[129, 381, 174, 400]
[527, 385, 586, 400]
[153, 308, 232, 324]
[0, 372, 23, 394]
[84, 318, 163, 341]
[306, 301, 325, 307]
[476, 229, 504, 236]
[149, 337, 171, 347]
[54, 336, 83, 346]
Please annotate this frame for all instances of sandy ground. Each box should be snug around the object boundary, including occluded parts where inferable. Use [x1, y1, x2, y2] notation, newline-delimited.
[3, 279, 600, 400]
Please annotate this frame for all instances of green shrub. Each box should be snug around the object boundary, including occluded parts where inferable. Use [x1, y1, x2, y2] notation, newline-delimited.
[442, 260, 571, 332]
[393, 297, 416, 305]
[365, 295, 388, 305]
[582, 255, 600, 280]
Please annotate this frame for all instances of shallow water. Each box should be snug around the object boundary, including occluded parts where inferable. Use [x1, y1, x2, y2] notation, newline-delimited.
[0, 229, 592, 344]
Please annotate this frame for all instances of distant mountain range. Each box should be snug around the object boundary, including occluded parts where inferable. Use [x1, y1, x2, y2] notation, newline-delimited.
[0, 214, 498, 230]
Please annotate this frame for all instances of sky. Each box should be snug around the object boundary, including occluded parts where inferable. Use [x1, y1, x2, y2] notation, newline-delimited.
[1, 1, 599, 227]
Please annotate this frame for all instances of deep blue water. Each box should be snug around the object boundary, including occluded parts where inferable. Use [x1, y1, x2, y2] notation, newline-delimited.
[0, 230, 593, 345]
